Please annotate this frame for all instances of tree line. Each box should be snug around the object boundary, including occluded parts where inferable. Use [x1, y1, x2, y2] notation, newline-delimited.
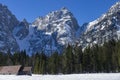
[0, 39, 120, 74]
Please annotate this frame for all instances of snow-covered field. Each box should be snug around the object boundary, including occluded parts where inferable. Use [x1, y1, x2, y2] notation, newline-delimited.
[0, 73, 120, 80]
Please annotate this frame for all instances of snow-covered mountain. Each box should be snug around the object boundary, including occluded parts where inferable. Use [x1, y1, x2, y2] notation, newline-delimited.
[78, 1, 120, 48]
[0, 4, 79, 54]
[0, 4, 19, 53]
[0, 1, 120, 54]
[12, 7, 79, 54]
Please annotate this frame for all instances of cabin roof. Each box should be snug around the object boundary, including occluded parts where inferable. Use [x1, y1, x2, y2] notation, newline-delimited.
[23, 67, 32, 72]
[0, 65, 21, 74]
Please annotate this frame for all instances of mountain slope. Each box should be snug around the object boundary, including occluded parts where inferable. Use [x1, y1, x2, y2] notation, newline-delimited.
[0, 2, 120, 54]
[13, 7, 79, 54]
[0, 4, 19, 53]
[79, 1, 120, 48]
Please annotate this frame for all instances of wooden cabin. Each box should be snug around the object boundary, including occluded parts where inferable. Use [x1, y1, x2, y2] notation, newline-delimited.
[0, 65, 32, 76]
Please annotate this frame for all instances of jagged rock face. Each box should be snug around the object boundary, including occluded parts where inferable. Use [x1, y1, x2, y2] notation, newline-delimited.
[0, 4, 80, 54]
[28, 7, 79, 54]
[0, 4, 19, 53]
[79, 2, 120, 48]
[12, 7, 79, 54]
[13, 19, 30, 53]
[0, 4, 19, 31]
[1, 1, 120, 54]
[13, 19, 29, 40]
[33, 7, 79, 45]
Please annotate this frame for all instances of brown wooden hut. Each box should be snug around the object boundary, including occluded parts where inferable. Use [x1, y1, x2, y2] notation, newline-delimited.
[0, 65, 32, 75]
[23, 67, 32, 75]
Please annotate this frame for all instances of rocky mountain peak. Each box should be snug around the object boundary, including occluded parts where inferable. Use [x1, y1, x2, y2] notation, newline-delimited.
[79, 1, 120, 49]
[0, 3, 19, 31]
[47, 7, 71, 17]
[85, 1, 120, 33]
[61, 7, 68, 10]
[60, 7, 71, 14]
[19, 19, 29, 28]
[0, 2, 120, 55]
[108, 1, 120, 15]
[0, 3, 19, 53]
[33, 7, 79, 32]
[26, 7, 80, 54]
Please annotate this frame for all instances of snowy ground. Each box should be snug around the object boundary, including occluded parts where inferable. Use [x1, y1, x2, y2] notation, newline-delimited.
[0, 73, 120, 80]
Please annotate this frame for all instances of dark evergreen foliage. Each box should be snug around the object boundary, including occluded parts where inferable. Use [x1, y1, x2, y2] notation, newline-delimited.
[0, 40, 120, 74]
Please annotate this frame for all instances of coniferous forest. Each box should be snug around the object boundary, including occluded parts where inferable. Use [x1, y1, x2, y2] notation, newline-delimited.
[0, 39, 120, 74]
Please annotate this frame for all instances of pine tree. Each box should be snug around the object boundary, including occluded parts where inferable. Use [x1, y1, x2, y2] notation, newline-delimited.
[33, 53, 40, 74]
[0, 52, 6, 66]
[73, 45, 83, 73]
[6, 50, 13, 65]
[62, 44, 75, 74]
[115, 40, 120, 72]
[39, 52, 47, 74]
[82, 46, 91, 72]
[48, 52, 59, 74]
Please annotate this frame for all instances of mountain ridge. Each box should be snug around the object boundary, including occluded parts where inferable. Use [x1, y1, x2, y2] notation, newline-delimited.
[79, 1, 120, 48]
[13, 6, 79, 54]
[0, 2, 120, 54]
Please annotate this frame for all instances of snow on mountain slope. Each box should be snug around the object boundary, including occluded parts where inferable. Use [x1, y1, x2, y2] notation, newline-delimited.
[0, 3, 19, 53]
[13, 19, 29, 52]
[33, 7, 79, 45]
[85, 14, 107, 33]
[12, 7, 80, 54]
[0, 73, 120, 80]
[79, 1, 120, 48]
[25, 7, 80, 54]
[85, 1, 120, 33]
[1, 1, 120, 54]
[10, 1, 120, 54]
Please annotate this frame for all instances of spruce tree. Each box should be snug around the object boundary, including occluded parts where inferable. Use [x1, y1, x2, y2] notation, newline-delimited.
[62, 44, 75, 74]
[73, 45, 83, 73]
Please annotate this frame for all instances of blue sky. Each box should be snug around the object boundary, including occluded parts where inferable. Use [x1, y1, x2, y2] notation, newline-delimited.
[0, 0, 119, 25]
